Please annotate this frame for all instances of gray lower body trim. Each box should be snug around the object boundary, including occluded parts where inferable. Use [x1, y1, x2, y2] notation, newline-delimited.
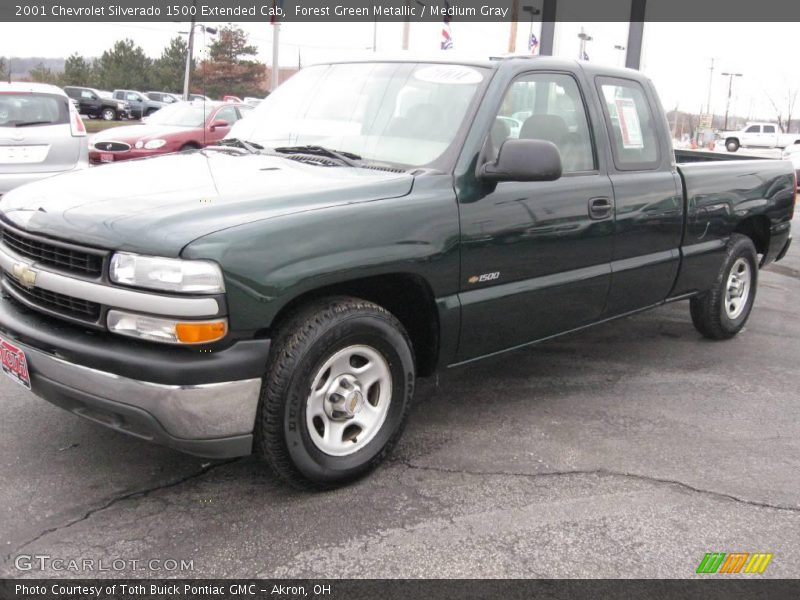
[8, 333, 262, 452]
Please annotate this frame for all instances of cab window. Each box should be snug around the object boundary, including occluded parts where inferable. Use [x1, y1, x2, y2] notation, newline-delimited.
[597, 77, 660, 171]
[489, 72, 595, 173]
[745, 125, 760, 133]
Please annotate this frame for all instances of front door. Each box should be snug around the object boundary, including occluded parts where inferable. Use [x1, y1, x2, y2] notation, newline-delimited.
[456, 71, 615, 362]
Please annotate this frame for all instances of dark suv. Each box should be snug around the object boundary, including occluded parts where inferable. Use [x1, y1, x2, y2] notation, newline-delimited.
[63, 86, 129, 121]
[112, 90, 165, 119]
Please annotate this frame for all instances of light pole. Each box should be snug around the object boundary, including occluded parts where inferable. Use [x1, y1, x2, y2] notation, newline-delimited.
[578, 28, 592, 60]
[522, 5, 541, 53]
[181, 23, 217, 100]
[403, 1, 426, 51]
[705, 58, 715, 116]
[721, 71, 743, 131]
[614, 44, 626, 66]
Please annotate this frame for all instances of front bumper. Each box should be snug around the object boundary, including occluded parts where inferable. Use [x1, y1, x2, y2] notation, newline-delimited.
[0, 295, 271, 458]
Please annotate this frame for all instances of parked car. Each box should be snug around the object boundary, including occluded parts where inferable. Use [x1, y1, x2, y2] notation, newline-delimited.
[0, 58, 794, 488]
[63, 85, 129, 121]
[0, 82, 88, 196]
[146, 91, 181, 105]
[188, 93, 212, 102]
[88, 101, 253, 164]
[112, 89, 166, 120]
[781, 144, 800, 186]
[720, 121, 800, 152]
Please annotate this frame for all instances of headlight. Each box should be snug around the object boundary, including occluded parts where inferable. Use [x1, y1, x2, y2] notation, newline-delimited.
[107, 310, 227, 345]
[109, 252, 225, 294]
[143, 139, 167, 150]
[135, 140, 144, 149]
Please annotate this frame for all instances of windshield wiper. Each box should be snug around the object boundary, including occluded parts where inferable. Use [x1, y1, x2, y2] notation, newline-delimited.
[212, 138, 264, 154]
[13, 121, 52, 127]
[274, 145, 362, 167]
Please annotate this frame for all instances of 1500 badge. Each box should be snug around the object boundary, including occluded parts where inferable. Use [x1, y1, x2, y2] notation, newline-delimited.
[468, 272, 501, 284]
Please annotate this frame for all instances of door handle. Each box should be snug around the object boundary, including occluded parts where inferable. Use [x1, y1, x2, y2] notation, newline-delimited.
[588, 197, 613, 220]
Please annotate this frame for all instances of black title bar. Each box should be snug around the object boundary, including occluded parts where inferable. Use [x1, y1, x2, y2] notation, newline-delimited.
[2, 0, 800, 22]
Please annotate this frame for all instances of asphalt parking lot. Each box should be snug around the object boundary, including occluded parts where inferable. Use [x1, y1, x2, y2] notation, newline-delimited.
[1, 214, 799, 579]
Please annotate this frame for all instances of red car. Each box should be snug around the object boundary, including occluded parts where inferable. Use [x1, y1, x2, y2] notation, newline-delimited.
[89, 101, 254, 163]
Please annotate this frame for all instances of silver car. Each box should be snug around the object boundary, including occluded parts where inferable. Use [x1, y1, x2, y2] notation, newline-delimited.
[0, 82, 89, 197]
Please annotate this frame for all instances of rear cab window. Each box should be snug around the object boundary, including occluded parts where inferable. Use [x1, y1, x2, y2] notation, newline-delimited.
[0, 93, 69, 128]
[596, 77, 660, 171]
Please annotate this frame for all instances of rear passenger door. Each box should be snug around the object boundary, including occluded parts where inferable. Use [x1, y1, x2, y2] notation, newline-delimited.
[456, 71, 615, 361]
[595, 77, 683, 315]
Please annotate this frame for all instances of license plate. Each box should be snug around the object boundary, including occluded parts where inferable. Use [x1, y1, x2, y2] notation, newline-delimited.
[100, 152, 114, 163]
[0, 336, 31, 390]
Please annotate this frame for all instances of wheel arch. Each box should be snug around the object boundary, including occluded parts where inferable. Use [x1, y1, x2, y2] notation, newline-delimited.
[267, 273, 441, 377]
[733, 214, 770, 258]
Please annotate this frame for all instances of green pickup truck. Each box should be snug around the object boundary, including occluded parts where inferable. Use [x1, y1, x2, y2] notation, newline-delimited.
[0, 57, 794, 488]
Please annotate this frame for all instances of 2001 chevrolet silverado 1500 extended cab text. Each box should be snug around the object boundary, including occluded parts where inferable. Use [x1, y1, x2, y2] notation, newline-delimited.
[0, 58, 794, 488]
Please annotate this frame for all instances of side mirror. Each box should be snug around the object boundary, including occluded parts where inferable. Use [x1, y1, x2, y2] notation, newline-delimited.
[209, 119, 229, 131]
[478, 139, 563, 183]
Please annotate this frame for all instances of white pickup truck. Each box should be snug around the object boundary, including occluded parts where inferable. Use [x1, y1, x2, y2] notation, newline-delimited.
[721, 122, 800, 152]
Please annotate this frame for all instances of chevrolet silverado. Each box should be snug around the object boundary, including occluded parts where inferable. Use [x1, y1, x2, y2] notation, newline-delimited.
[0, 57, 794, 488]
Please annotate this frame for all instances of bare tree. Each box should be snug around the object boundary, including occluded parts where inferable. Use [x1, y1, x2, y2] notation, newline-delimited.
[765, 86, 799, 133]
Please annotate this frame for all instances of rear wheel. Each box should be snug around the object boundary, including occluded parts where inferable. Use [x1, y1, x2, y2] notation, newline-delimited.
[101, 108, 116, 121]
[256, 297, 415, 489]
[726, 138, 740, 152]
[690, 234, 758, 340]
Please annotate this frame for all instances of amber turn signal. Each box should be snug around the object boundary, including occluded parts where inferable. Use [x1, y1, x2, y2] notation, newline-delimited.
[175, 321, 228, 344]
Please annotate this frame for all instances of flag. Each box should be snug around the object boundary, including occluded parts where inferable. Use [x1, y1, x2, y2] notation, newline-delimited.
[441, 1, 453, 50]
[528, 33, 539, 54]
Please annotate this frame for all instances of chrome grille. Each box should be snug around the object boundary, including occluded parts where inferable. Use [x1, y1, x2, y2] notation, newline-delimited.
[93, 141, 131, 152]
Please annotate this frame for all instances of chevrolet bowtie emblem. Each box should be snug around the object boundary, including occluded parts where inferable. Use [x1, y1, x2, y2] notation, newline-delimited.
[12, 263, 38, 289]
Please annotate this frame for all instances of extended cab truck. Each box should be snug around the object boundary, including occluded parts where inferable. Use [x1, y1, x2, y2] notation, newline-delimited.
[0, 58, 794, 488]
[721, 121, 800, 152]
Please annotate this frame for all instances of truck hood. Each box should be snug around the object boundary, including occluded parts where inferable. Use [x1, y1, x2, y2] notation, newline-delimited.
[0, 151, 414, 257]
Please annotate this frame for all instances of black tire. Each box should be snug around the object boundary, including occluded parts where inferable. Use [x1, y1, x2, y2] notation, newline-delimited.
[101, 108, 116, 121]
[690, 234, 758, 340]
[256, 296, 415, 489]
[725, 138, 740, 152]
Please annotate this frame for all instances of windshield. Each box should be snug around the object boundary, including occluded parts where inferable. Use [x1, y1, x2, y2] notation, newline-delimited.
[0, 93, 69, 128]
[228, 62, 487, 168]
[145, 102, 210, 128]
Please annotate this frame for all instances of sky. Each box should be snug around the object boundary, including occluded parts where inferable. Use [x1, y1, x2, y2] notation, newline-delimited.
[1, 21, 797, 121]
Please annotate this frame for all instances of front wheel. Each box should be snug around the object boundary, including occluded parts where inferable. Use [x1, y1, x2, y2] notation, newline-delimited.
[256, 297, 415, 489]
[101, 108, 116, 121]
[726, 138, 740, 152]
[690, 234, 758, 340]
